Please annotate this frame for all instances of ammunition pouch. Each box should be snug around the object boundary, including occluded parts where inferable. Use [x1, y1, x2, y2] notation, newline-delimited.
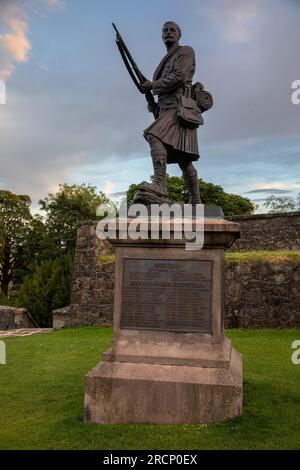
[177, 89, 204, 129]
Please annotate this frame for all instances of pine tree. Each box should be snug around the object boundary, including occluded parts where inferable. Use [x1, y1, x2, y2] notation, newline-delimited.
[16, 254, 73, 327]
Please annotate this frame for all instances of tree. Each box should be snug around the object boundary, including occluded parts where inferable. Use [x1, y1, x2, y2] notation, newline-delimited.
[16, 253, 73, 327]
[264, 194, 300, 213]
[14, 215, 59, 285]
[39, 183, 111, 253]
[0, 190, 32, 296]
[126, 175, 255, 216]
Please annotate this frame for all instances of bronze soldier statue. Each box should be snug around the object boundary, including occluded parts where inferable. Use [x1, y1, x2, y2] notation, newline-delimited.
[140, 21, 202, 204]
[113, 21, 212, 205]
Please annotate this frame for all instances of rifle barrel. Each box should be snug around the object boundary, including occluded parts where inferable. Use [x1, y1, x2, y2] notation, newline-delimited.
[112, 23, 157, 117]
[112, 23, 144, 83]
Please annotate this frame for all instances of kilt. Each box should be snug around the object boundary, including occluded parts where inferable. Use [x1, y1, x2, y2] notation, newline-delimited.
[144, 108, 200, 164]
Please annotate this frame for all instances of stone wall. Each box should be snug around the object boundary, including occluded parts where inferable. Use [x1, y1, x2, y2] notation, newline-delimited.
[225, 256, 300, 328]
[0, 306, 38, 330]
[52, 306, 70, 329]
[53, 222, 114, 328]
[54, 220, 300, 329]
[228, 211, 300, 252]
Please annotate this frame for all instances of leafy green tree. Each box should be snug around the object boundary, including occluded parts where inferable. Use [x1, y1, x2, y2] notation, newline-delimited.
[126, 175, 255, 216]
[14, 215, 59, 285]
[166, 175, 189, 202]
[0, 190, 32, 296]
[264, 194, 300, 213]
[39, 183, 111, 253]
[16, 253, 73, 327]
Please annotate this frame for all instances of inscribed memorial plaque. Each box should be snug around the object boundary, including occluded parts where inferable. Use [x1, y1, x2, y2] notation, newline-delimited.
[121, 259, 212, 332]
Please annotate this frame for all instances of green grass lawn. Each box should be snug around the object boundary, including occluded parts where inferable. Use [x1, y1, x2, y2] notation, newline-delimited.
[0, 328, 299, 450]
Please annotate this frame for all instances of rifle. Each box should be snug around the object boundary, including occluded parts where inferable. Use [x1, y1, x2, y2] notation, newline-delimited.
[112, 23, 157, 117]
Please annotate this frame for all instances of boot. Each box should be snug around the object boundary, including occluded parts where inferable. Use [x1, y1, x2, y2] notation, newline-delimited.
[183, 170, 202, 205]
[145, 154, 168, 196]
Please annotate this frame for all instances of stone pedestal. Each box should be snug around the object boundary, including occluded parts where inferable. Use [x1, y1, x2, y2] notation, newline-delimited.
[84, 216, 243, 424]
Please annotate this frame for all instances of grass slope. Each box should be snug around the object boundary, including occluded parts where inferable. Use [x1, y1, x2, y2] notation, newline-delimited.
[0, 328, 299, 450]
[99, 251, 300, 266]
[225, 250, 300, 263]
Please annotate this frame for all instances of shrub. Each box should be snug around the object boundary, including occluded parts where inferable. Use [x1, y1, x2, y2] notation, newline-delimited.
[16, 253, 73, 327]
[0, 292, 12, 307]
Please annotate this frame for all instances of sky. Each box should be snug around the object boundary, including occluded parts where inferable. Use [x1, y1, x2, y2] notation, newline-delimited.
[0, 0, 300, 213]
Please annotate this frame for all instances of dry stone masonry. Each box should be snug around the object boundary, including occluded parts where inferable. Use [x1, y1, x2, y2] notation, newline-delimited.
[53, 214, 300, 329]
[227, 211, 300, 252]
[0, 306, 38, 330]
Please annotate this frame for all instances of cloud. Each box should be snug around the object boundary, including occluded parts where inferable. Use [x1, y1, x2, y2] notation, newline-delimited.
[1, 17, 30, 62]
[0, 1, 31, 80]
[201, 0, 259, 43]
[43, 0, 65, 10]
[0, 0, 65, 80]
[249, 182, 300, 191]
[245, 189, 292, 194]
[0, 0, 300, 209]
[109, 191, 127, 197]
[103, 180, 117, 196]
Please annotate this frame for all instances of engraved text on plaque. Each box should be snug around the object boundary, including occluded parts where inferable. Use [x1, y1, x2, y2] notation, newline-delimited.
[121, 259, 212, 332]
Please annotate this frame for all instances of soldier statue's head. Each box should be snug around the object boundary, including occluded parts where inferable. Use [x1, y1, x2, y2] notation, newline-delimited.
[162, 21, 181, 49]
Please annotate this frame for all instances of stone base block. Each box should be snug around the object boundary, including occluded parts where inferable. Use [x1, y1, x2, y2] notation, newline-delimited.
[84, 343, 242, 424]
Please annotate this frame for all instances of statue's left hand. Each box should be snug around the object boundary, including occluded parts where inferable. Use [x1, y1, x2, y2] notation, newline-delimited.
[140, 80, 153, 94]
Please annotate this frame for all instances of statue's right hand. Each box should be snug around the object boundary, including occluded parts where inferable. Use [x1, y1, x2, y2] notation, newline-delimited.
[140, 80, 153, 94]
[148, 103, 158, 115]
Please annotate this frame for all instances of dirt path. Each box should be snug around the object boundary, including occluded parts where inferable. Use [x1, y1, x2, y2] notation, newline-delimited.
[0, 328, 53, 338]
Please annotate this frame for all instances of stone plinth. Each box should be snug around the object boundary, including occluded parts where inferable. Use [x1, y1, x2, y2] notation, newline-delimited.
[84, 216, 243, 424]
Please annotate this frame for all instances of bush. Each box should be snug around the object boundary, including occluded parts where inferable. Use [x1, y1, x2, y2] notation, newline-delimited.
[16, 253, 73, 327]
[0, 292, 13, 307]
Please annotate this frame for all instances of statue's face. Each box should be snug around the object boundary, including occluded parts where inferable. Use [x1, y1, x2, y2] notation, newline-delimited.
[162, 23, 180, 46]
